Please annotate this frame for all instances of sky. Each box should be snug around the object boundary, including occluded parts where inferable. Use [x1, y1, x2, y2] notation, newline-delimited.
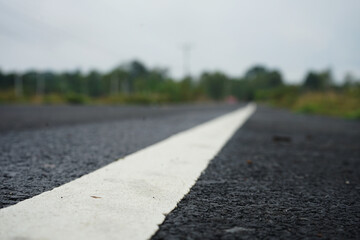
[0, 0, 359, 83]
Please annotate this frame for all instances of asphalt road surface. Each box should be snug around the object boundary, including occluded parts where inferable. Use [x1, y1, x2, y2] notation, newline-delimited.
[0, 104, 240, 208]
[153, 106, 360, 239]
[1, 104, 359, 239]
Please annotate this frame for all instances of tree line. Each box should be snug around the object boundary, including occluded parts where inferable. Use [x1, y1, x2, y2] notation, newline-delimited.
[0, 60, 359, 111]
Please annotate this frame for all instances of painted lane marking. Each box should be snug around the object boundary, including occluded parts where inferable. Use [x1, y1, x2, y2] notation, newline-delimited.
[0, 103, 256, 240]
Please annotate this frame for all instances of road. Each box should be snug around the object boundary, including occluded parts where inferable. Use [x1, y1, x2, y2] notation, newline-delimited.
[153, 106, 360, 239]
[1, 104, 359, 239]
[0, 104, 240, 208]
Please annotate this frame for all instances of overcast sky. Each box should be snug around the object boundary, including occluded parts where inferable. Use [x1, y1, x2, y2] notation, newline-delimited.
[0, 0, 359, 83]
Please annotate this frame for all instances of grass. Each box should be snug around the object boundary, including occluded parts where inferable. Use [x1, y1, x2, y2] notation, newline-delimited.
[256, 88, 360, 120]
[0, 90, 195, 105]
[292, 91, 360, 119]
[1, 87, 359, 120]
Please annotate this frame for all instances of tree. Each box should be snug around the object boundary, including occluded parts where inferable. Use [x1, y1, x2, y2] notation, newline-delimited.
[87, 70, 104, 97]
[200, 72, 228, 100]
[244, 65, 267, 80]
[303, 70, 332, 90]
[244, 65, 283, 89]
[267, 70, 283, 88]
[128, 60, 148, 78]
[122, 60, 149, 93]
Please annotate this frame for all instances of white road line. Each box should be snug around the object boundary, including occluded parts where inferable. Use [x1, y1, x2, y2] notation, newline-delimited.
[0, 103, 256, 240]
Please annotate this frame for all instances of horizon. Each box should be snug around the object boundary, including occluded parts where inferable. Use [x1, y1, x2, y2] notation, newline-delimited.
[0, 59, 352, 86]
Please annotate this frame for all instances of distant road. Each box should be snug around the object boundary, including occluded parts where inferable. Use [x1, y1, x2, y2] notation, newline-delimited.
[0, 104, 240, 133]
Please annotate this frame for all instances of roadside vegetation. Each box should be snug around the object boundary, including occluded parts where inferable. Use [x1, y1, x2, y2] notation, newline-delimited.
[0, 60, 359, 119]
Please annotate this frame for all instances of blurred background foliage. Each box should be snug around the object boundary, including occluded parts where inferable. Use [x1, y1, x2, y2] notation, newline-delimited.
[0, 60, 359, 119]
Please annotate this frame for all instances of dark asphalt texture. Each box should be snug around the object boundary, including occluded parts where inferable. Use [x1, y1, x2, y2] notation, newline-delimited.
[0, 104, 238, 133]
[0, 104, 240, 208]
[153, 106, 360, 239]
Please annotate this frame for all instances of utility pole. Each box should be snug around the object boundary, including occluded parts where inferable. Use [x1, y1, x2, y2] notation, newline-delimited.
[15, 75, 23, 98]
[182, 43, 192, 78]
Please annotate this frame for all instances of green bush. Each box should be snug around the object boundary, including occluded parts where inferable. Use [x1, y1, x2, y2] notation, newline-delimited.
[296, 103, 321, 114]
[65, 93, 89, 104]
